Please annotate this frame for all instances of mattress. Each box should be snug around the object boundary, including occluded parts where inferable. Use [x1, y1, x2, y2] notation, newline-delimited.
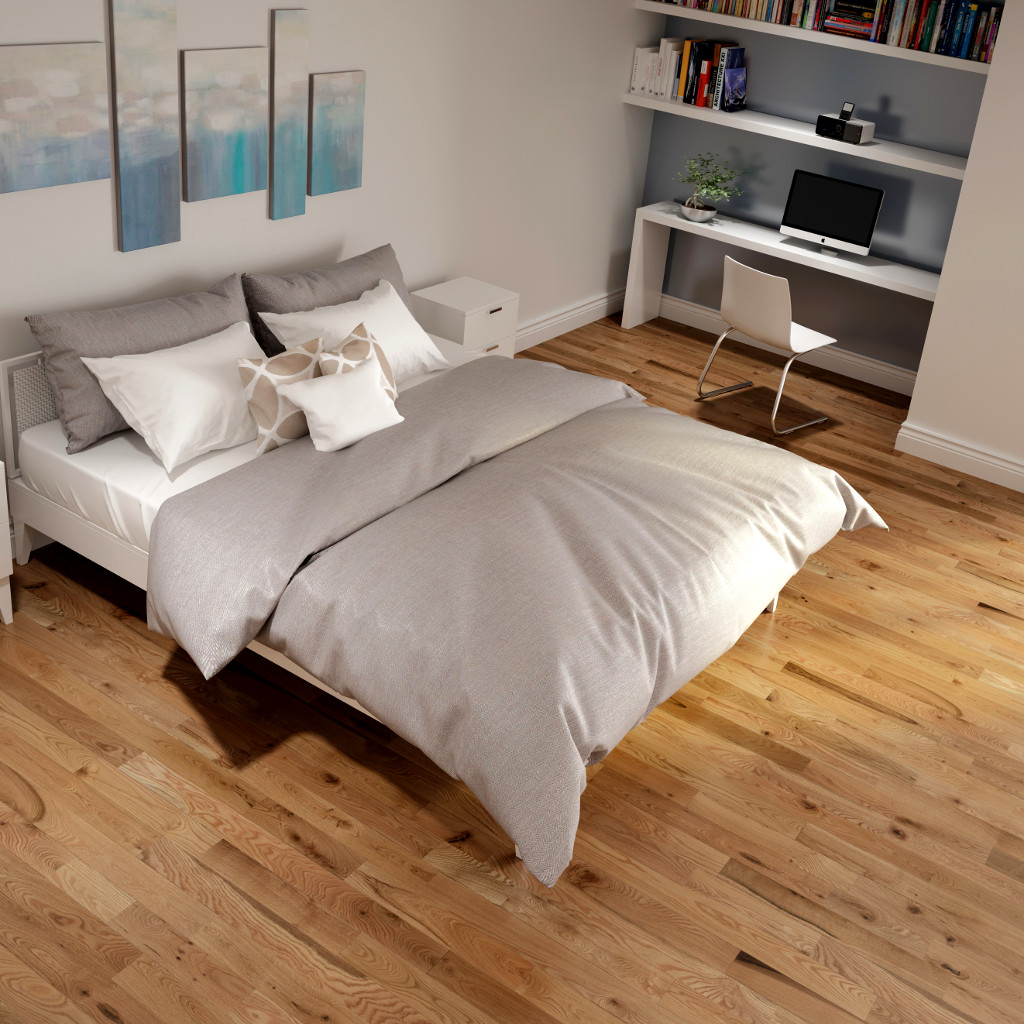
[18, 337, 483, 552]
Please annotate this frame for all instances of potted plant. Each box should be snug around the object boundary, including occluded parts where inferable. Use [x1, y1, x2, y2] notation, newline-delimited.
[673, 152, 746, 223]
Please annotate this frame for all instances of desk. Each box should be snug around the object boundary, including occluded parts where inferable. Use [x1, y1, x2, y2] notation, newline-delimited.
[621, 201, 940, 330]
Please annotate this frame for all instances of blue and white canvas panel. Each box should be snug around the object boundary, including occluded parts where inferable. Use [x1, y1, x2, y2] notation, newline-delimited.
[183, 47, 269, 203]
[308, 70, 364, 197]
[270, 9, 309, 220]
[0, 42, 110, 194]
[109, 0, 182, 251]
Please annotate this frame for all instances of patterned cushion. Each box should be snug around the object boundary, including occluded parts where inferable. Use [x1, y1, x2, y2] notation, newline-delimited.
[318, 323, 397, 400]
[237, 337, 323, 455]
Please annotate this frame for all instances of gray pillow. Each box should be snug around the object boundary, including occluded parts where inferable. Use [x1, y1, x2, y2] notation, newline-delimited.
[26, 274, 249, 454]
[241, 243, 412, 356]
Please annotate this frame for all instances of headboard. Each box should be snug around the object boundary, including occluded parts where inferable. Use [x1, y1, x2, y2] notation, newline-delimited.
[1, 352, 58, 478]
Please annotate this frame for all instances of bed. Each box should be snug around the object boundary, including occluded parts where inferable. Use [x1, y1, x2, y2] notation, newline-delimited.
[1, 245, 885, 886]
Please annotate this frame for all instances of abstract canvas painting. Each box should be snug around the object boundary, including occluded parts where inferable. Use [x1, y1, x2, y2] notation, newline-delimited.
[182, 47, 269, 202]
[270, 9, 309, 220]
[0, 42, 110, 194]
[109, 0, 182, 251]
[308, 70, 364, 197]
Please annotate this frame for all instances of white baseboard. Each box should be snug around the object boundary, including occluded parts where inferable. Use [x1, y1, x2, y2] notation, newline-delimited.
[515, 290, 625, 352]
[658, 294, 918, 397]
[895, 422, 1024, 492]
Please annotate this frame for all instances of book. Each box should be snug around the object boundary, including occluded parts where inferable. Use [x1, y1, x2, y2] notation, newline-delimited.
[682, 39, 709, 103]
[696, 59, 712, 107]
[926, 0, 947, 50]
[712, 46, 745, 110]
[654, 37, 684, 98]
[957, 3, 979, 58]
[721, 66, 747, 112]
[899, 0, 921, 46]
[932, 0, 958, 51]
[676, 39, 696, 100]
[706, 41, 737, 110]
[937, 0, 962, 54]
[629, 46, 658, 94]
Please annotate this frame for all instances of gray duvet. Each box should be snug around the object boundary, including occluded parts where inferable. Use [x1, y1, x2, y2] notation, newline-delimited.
[148, 356, 884, 885]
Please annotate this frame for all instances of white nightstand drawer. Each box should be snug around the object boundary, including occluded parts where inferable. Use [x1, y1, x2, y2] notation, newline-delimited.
[462, 300, 518, 350]
[471, 336, 516, 359]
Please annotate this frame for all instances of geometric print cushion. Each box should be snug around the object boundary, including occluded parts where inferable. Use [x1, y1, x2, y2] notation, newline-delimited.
[237, 336, 324, 455]
[319, 322, 398, 401]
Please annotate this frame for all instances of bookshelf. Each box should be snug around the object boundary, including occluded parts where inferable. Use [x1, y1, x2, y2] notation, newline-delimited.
[634, 0, 993, 73]
[626, 1, 994, 386]
[622, 93, 967, 178]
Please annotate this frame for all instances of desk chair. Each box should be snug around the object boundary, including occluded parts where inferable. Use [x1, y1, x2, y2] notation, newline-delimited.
[697, 256, 837, 435]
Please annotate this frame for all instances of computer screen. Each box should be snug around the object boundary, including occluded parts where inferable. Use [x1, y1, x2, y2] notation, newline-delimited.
[780, 170, 884, 256]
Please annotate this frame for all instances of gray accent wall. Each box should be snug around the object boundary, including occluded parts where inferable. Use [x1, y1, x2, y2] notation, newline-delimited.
[641, 22, 988, 372]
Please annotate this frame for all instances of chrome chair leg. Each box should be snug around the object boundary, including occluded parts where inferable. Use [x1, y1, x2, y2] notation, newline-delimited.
[771, 353, 827, 435]
[696, 329, 753, 400]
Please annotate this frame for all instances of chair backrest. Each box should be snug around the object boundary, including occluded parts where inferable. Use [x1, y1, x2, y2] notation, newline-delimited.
[720, 256, 794, 353]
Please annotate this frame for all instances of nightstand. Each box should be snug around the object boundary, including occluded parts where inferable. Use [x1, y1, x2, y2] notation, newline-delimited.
[411, 277, 519, 358]
[1, 462, 12, 624]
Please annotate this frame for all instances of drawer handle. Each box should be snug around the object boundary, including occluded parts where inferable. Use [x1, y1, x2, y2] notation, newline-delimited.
[488, 306, 503, 315]
[484, 344, 500, 353]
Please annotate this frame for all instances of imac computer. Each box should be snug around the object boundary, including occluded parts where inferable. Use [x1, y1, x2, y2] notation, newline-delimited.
[780, 169, 884, 257]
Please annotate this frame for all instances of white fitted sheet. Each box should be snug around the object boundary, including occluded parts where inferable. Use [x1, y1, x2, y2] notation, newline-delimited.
[19, 337, 484, 552]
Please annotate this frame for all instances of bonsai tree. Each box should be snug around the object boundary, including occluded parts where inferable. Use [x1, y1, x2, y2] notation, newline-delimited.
[673, 152, 746, 211]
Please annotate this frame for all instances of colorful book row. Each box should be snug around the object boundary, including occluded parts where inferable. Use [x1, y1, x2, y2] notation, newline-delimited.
[630, 38, 747, 111]
[652, 0, 1001, 61]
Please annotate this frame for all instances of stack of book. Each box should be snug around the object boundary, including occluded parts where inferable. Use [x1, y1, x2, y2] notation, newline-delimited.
[649, 0, 1001, 61]
[629, 37, 747, 111]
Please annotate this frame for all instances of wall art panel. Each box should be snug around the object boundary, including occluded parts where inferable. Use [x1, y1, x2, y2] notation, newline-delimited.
[0, 42, 111, 194]
[108, 0, 182, 251]
[269, 9, 309, 220]
[308, 70, 364, 197]
[182, 47, 269, 203]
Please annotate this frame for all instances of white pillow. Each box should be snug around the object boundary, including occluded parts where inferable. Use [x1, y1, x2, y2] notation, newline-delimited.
[259, 279, 449, 384]
[81, 321, 261, 473]
[276, 354, 404, 452]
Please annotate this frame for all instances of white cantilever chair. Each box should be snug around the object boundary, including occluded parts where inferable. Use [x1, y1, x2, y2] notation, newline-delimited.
[697, 256, 838, 435]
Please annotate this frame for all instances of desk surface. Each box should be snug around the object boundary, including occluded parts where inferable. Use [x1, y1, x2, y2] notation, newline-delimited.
[637, 202, 940, 302]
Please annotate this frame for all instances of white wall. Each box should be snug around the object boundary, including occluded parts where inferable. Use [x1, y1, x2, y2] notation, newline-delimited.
[895, 3, 1024, 491]
[0, 0, 654, 372]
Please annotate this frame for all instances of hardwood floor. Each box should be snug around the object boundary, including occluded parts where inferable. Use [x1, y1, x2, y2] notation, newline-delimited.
[2, 316, 1024, 1024]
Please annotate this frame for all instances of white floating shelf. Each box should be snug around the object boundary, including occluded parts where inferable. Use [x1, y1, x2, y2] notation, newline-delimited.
[634, 0, 992, 74]
[623, 93, 968, 180]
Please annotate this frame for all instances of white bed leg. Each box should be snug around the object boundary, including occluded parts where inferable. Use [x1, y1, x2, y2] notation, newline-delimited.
[0, 577, 11, 625]
[514, 844, 522, 860]
[765, 594, 778, 613]
[14, 520, 37, 565]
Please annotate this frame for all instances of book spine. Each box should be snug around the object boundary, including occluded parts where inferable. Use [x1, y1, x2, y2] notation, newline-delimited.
[927, 0, 947, 50]
[934, 0, 957, 51]
[900, 0, 920, 45]
[913, 0, 934, 46]
[966, 4, 986, 59]
[886, 0, 906, 44]
[957, 4, 978, 57]
[983, 5, 1001, 62]
[696, 59, 711, 106]
[943, 0, 967, 54]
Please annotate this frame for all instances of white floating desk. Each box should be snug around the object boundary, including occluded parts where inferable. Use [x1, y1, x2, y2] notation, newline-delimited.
[621, 201, 940, 330]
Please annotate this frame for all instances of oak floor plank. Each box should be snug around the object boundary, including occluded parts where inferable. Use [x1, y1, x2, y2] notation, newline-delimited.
[4, 316, 1024, 1023]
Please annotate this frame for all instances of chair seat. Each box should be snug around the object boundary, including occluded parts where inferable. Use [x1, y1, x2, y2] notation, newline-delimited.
[788, 321, 836, 355]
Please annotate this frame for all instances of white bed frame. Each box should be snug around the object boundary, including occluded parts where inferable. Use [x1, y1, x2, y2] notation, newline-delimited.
[0, 350, 378, 719]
